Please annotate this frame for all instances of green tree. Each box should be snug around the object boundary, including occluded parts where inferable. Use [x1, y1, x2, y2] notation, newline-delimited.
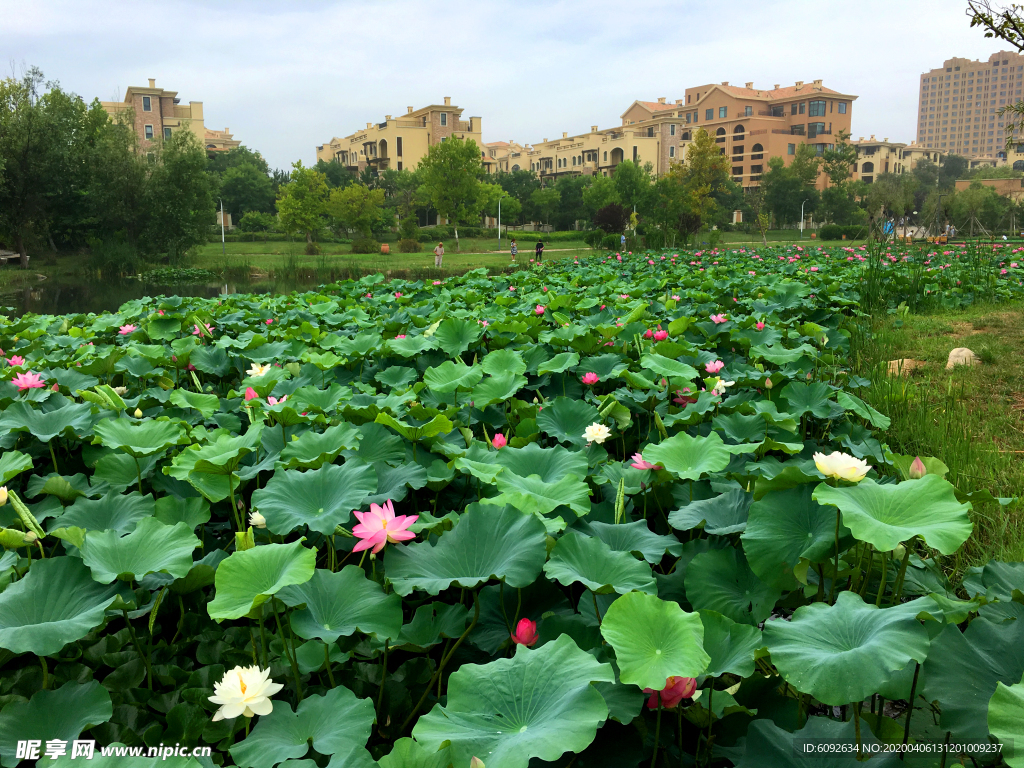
[864, 173, 917, 239]
[87, 112, 150, 249]
[219, 163, 275, 219]
[238, 211, 276, 235]
[206, 145, 270, 176]
[417, 137, 483, 250]
[938, 155, 969, 189]
[612, 160, 652, 212]
[678, 128, 731, 233]
[822, 130, 858, 188]
[276, 162, 328, 245]
[326, 183, 386, 237]
[553, 176, 592, 230]
[790, 143, 823, 187]
[760, 157, 818, 226]
[643, 167, 693, 247]
[530, 187, 561, 227]
[144, 129, 215, 263]
[582, 174, 619, 213]
[315, 159, 356, 190]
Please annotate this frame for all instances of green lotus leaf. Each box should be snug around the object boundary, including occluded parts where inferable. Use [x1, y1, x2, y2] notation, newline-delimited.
[536, 396, 602, 447]
[486, 471, 591, 519]
[412, 634, 615, 768]
[669, 488, 751, 535]
[642, 431, 731, 481]
[764, 592, 932, 706]
[922, 613, 1024, 743]
[377, 738, 452, 768]
[251, 462, 377, 535]
[812, 475, 973, 555]
[375, 366, 418, 389]
[154, 496, 210, 530]
[640, 353, 699, 381]
[48, 490, 155, 534]
[374, 413, 454, 443]
[395, 602, 470, 650]
[453, 443, 505, 483]
[837, 390, 891, 430]
[491, 442, 588, 484]
[365, 460, 428, 505]
[208, 539, 317, 621]
[741, 484, 844, 586]
[289, 384, 350, 414]
[422, 360, 483, 393]
[168, 388, 221, 418]
[386, 334, 437, 357]
[92, 416, 189, 458]
[0, 450, 34, 484]
[698, 609, 764, 678]
[92, 452, 159, 493]
[0, 400, 96, 443]
[230, 685, 375, 768]
[190, 345, 230, 376]
[712, 412, 767, 444]
[544, 532, 656, 595]
[188, 423, 264, 473]
[536, 351, 579, 375]
[433, 318, 483, 357]
[577, 352, 629, 379]
[80, 516, 198, 585]
[600, 591, 709, 690]
[780, 381, 839, 419]
[0, 682, 113, 768]
[481, 348, 527, 376]
[278, 423, 362, 469]
[470, 372, 527, 406]
[733, 716, 902, 768]
[0, 557, 119, 655]
[586, 520, 682, 563]
[684, 547, 782, 625]
[988, 674, 1024, 767]
[385, 504, 547, 596]
[278, 566, 403, 642]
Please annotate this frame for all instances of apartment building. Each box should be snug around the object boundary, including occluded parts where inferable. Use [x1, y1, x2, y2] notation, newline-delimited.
[100, 79, 239, 152]
[315, 98, 483, 173]
[850, 137, 945, 184]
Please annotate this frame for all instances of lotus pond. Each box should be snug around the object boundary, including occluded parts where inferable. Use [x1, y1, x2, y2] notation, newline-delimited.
[0, 243, 1022, 768]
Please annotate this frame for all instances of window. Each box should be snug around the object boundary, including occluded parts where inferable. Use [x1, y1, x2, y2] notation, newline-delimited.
[142, 96, 151, 112]
[397, 137, 403, 156]
[752, 143, 764, 159]
[808, 122, 825, 138]
[744, 105, 752, 116]
[670, 124, 676, 136]
[809, 100, 826, 116]
[750, 164, 763, 174]
[440, 112, 447, 126]
[732, 166, 743, 175]
[647, 126, 654, 137]
[397, 161, 403, 171]
[861, 161, 874, 173]
[669, 146, 676, 158]
[799, 102, 806, 114]
[633, 146, 638, 161]
[705, 108, 713, 120]
[719, 106, 727, 118]
[603, 151, 607, 161]
[791, 103, 799, 116]
[788, 143, 795, 155]
[163, 127, 171, 140]
[838, 102, 847, 114]
[790, 124, 805, 135]
[144, 125, 154, 140]
[733, 145, 744, 158]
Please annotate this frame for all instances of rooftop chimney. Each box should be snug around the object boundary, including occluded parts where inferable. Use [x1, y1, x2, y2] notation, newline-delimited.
[722, 81, 729, 86]
[745, 82, 753, 89]
[883, 137, 888, 142]
[543, 138, 548, 143]
[675, 99, 682, 105]
[795, 81, 804, 89]
[148, 78, 155, 88]
[407, 106, 413, 114]
[813, 79, 823, 87]
[366, 123, 372, 129]
[591, 125, 598, 132]
[870, 134, 876, 140]
[773, 84, 780, 89]
[562, 131, 568, 138]
[443, 96, 451, 105]
[657, 97, 666, 104]
[385, 115, 392, 120]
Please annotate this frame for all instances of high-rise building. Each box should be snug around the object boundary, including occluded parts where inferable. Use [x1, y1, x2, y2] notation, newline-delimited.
[916, 51, 1024, 161]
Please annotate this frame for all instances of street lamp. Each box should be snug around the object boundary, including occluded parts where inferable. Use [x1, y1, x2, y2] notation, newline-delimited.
[219, 198, 226, 258]
[799, 199, 809, 239]
[498, 193, 507, 251]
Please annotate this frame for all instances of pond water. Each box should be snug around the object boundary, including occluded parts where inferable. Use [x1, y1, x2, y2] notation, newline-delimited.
[1, 273, 332, 317]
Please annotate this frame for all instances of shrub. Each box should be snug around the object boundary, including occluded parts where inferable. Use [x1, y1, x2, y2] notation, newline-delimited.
[583, 229, 606, 249]
[351, 237, 381, 254]
[305, 241, 320, 255]
[399, 216, 419, 240]
[399, 238, 421, 253]
[89, 237, 144, 276]
[601, 233, 620, 251]
[819, 224, 843, 241]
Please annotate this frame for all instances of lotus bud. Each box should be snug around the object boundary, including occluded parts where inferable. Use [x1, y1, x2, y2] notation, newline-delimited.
[369, 553, 376, 561]
[249, 511, 266, 529]
[893, 543, 906, 561]
[0, 486, 6, 507]
[23, 530, 38, 544]
[908, 456, 927, 480]
[765, 377, 774, 390]
[134, 407, 143, 418]
[471, 759, 486, 768]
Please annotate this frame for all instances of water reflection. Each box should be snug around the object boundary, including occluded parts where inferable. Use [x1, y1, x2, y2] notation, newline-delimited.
[2, 274, 333, 317]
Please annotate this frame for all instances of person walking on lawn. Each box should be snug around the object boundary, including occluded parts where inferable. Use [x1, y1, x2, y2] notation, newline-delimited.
[434, 242, 444, 268]
[535, 240, 544, 263]
[510, 238, 518, 262]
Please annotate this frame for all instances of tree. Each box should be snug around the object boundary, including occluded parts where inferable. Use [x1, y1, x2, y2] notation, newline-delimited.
[863, 173, 916, 239]
[612, 160, 652, 212]
[206, 146, 270, 176]
[760, 157, 818, 226]
[326, 183, 386, 237]
[238, 211, 276, 235]
[593, 203, 630, 235]
[87, 112, 150, 249]
[822, 130, 858, 188]
[144, 129, 215, 263]
[678, 128, 731, 233]
[582, 175, 619, 213]
[553, 176, 592, 230]
[315, 159, 357, 190]
[939, 155, 969, 189]
[219, 163, 275, 219]
[276, 162, 328, 246]
[643, 168, 693, 247]
[417, 137, 483, 250]
[790, 143, 823, 187]
[530, 187, 561, 227]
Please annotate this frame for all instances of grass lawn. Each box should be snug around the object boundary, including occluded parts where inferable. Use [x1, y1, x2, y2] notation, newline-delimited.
[855, 301, 1024, 567]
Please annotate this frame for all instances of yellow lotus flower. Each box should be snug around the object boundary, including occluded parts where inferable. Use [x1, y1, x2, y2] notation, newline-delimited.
[813, 451, 870, 482]
[249, 511, 267, 529]
[584, 423, 611, 445]
[247, 362, 272, 377]
[0, 487, 7, 507]
[208, 665, 283, 721]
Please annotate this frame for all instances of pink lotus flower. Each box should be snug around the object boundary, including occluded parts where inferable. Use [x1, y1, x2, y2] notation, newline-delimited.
[6, 355, 25, 367]
[542, 286, 548, 292]
[535, 305, 545, 315]
[756, 321, 765, 330]
[630, 453, 660, 470]
[119, 325, 137, 336]
[433, 280, 442, 285]
[671, 295, 680, 300]
[491, 433, 507, 449]
[244, 387, 258, 402]
[644, 676, 697, 709]
[706, 360, 724, 374]
[654, 330, 668, 341]
[51, 383, 59, 392]
[394, 292, 402, 298]
[509, 286, 516, 291]
[193, 323, 214, 336]
[581, 372, 600, 385]
[352, 499, 418, 554]
[266, 319, 274, 325]
[710, 314, 727, 324]
[157, 310, 165, 316]
[511, 618, 538, 647]
[600, 304, 606, 310]
[366, 293, 373, 298]
[395, 334, 407, 339]
[644, 329, 654, 339]
[267, 395, 287, 406]
[12, 371, 45, 391]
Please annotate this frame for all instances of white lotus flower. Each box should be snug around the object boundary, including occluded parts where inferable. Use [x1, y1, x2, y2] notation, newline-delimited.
[112, 386, 128, 396]
[249, 511, 267, 529]
[711, 378, 735, 396]
[247, 362, 272, 377]
[208, 665, 283, 721]
[813, 451, 871, 482]
[0, 486, 7, 507]
[584, 423, 611, 445]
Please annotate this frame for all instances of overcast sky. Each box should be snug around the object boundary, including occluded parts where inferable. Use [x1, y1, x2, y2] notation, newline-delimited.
[0, 0, 1009, 169]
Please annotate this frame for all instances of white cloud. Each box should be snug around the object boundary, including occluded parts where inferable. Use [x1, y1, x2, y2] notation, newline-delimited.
[0, 0, 1007, 167]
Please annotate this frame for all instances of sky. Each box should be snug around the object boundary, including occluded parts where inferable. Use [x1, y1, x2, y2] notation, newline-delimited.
[0, 0, 1010, 169]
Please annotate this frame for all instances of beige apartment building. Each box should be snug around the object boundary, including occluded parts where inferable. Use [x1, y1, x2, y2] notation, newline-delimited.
[100, 79, 239, 152]
[315, 98, 483, 173]
[849, 137, 946, 184]
[916, 51, 1024, 165]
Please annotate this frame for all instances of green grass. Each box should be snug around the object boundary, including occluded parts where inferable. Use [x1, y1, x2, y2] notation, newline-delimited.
[853, 301, 1024, 569]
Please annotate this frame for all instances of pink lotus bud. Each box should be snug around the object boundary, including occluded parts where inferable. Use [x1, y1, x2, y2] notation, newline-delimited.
[581, 372, 600, 385]
[644, 329, 653, 339]
[908, 456, 927, 480]
[535, 305, 545, 315]
[706, 360, 724, 374]
[491, 433, 507, 449]
[244, 387, 258, 402]
[654, 330, 668, 341]
[266, 318, 274, 325]
[511, 618, 538, 646]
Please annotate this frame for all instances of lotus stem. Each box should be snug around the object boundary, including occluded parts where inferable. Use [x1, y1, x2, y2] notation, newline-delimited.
[592, 590, 603, 625]
[650, 694, 663, 768]
[853, 701, 863, 761]
[890, 542, 913, 606]
[375, 641, 388, 718]
[859, 546, 874, 597]
[48, 439, 59, 474]
[39, 656, 48, 690]
[499, 580, 511, 634]
[122, 609, 154, 690]
[257, 610, 268, 667]
[271, 598, 302, 703]
[830, 508, 841, 604]
[705, 686, 714, 765]
[900, 663, 921, 760]
[874, 550, 889, 607]
[133, 455, 142, 495]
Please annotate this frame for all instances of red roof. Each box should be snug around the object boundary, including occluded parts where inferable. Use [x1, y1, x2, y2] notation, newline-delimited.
[702, 83, 853, 101]
[638, 101, 677, 112]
